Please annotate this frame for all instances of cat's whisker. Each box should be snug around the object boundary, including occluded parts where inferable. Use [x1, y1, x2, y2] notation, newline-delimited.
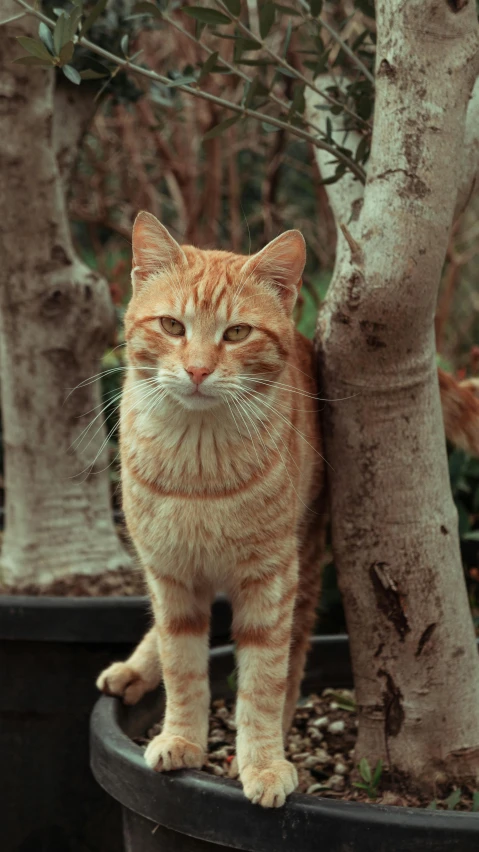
[238, 391, 302, 476]
[237, 375, 321, 400]
[224, 396, 251, 462]
[73, 386, 167, 481]
[72, 378, 159, 453]
[71, 391, 124, 452]
[226, 392, 265, 472]
[64, 365, 157, 403]
[242, 387, 333, 471]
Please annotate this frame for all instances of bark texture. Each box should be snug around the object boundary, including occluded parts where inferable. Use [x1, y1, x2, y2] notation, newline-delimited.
[0, 7, 130, 585]
[307, 1, 479, 788]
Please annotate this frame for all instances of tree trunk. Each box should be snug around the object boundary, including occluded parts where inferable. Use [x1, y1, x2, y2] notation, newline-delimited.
[307, 1, 479, 788]
[0, 7, 130, 586]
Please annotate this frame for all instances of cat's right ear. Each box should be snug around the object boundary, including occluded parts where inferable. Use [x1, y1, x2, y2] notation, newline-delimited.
[131, 211, 187, 290]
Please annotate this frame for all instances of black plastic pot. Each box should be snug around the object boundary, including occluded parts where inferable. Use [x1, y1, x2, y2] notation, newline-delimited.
[91, 636, 479, 852]
[0, 594, 231, 852]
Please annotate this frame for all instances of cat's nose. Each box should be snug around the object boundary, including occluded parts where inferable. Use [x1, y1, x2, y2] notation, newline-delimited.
[186, 366, 212, 385]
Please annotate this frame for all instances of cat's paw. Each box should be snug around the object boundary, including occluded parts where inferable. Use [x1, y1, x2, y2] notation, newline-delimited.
[241, 759, 298, 808]
[144, 734, 205, 772]
[96, 662, 149, 706]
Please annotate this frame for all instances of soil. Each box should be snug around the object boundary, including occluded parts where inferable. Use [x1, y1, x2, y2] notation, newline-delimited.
[0, 567, 146, 597]
[139, 688, 479, 813]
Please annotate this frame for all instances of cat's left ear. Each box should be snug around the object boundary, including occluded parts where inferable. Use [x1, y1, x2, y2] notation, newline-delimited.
[240, 230, 306, 312]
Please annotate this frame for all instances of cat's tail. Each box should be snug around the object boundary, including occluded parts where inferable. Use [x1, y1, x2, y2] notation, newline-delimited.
[439, 368, 479, 457]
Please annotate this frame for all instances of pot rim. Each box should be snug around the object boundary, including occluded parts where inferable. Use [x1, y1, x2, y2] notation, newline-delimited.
[90, 637, 479, 852]
[0, 594, 231, 644]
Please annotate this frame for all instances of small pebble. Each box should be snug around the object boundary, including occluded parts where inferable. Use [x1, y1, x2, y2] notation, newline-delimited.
[329, 701, 339, 711]
[206, 763, 225, 777]
[307, 783, 327, 794]
[312, 716, 329, 729]
[215, 707, 229, 722]
[292, 752, 311, 763]
[314, 748, 331, 764]
[303, 756, 320, 769]
[307, 728, 324, 743]
[328, 720, 345, 735]
[334, 762, 347, 776]
[328, 774, 345, 791]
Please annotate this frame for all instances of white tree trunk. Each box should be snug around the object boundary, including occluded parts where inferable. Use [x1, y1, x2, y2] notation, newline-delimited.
[0, 7, 130, 586]
[307, 1, 479, 787]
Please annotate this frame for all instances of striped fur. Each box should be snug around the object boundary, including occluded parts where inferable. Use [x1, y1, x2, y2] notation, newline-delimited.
[97, 212, 479, 808]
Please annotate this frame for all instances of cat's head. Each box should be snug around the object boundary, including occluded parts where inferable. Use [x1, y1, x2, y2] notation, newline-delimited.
[124, 211, 306, 411]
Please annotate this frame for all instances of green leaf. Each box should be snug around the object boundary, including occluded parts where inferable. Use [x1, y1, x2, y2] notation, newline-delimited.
[198, 51, 219, 82]
[80, 0, 108, 36]
[183, 7, 231, 25]
[372, 759, 383, 786]
[66, 5, 83, 42]
[13, 55, 54, 66]
[359, 757, 372, 783]
[309, 0, 323, 15]
[80, 67, 109, 79]
[121, 34, 129, 55]
[203, 115, 240, 139]
[289, 83, 305, 118]
[262, 121, 281, 133]
[283, 20, 292, 57]
[222, 0, 240, 15]
[259, 2, 275, 38]
[226, 670, 237, 691]
[38, 22, 55, 55]
[53, 12, 67, 55]
[62, 64, 82, 84]
[165, 74, 197, 88]
[16, 36, 52, 62]
[445, 789, 462, 811]
[58, 41, 74, 64]
[472, 791, 479, 812]
[426, 800, 437, 810]
[355, 136, 369, 164]
[352, 781, 369, 790]
[464, 530, 479, 541]
[132, 1, 162, 17]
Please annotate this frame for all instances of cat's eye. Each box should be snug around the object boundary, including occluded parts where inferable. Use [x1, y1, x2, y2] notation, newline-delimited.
[224, 324, 251, 343]
[160, 316, 185, 337]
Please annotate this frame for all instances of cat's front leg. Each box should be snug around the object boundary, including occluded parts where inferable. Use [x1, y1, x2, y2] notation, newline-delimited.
[144, 575, 212, 772]
[232, 551, 299, 807]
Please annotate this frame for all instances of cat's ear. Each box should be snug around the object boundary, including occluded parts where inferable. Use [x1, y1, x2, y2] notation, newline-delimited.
[240, 230, 306, 312]
[131, 211, 187, 290]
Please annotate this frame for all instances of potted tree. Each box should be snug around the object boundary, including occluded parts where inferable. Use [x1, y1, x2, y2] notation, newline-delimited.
[3, 0, 479, 849]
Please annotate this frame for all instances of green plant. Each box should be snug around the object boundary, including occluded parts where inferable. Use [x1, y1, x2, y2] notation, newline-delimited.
[353, 757, 383, 799]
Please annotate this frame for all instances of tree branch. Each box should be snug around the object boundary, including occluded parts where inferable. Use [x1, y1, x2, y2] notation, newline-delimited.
[12, 0, 366, 183]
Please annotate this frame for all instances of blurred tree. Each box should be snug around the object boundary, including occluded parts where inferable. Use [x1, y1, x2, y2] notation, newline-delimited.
[0, 1, 130, 586]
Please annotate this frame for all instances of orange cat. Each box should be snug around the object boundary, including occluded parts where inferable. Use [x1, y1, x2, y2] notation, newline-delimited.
[97, 211, 479, 808]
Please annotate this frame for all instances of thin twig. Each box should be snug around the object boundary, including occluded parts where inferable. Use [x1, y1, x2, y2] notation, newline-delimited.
[215, 0, 371, 129]
[296, 0, 375, 85]
[11, 0, 366, 182]
[161, 10, 331, 143]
